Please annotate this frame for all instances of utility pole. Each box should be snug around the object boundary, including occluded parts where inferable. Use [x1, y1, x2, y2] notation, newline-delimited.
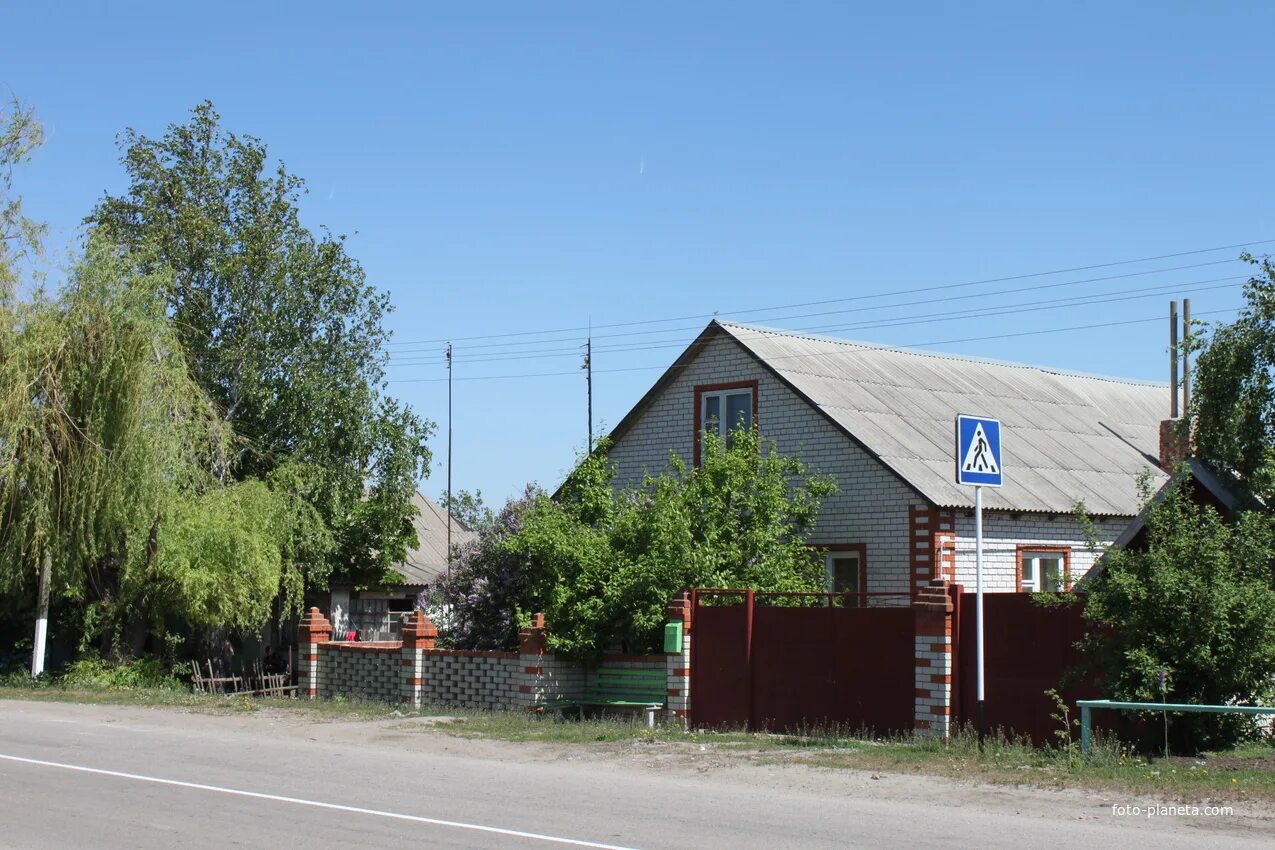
[446, 342, 453, 577]
[1170, 301, 1179, 418]
[1182, 299, 1192, 414]
[584, 330, 593, 453]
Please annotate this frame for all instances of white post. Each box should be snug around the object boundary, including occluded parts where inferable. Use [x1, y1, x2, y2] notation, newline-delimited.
[31, 549, 51, 677]
[31, 619, 47, 677]
[975, 484, 985, 746]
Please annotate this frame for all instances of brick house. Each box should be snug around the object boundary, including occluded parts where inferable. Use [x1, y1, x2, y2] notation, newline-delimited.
[603, 321, 1174, 596]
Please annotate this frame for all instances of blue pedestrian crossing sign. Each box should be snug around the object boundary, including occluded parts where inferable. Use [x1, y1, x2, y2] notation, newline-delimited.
[956, 415, 1003, 487]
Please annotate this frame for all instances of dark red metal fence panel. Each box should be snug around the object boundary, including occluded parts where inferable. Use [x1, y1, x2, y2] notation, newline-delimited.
[749, 605, 835, 730]
[957, 592, 1098, 744]
[689, 602, 751, 729]
[691, 592, 914, 734]
[750, 605, 915, 734]
[827, 606, 916, 735]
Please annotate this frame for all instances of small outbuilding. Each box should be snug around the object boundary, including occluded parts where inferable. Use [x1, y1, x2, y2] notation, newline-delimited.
[325, 492, 475, 639]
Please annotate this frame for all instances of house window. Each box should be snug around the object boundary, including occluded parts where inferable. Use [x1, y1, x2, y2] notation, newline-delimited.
[1019, 548, 1070, 592]
[820, 544, 867, 595]
[693, 380, 758, 465]
[702, 389, 753, 444]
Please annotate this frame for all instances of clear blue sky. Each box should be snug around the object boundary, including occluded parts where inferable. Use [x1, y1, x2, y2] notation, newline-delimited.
[6, 2, 1274, 505]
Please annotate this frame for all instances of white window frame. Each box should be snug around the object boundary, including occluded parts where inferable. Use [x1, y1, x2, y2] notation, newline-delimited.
[1020, 550, 1067, 592]
[825, 551, 862, 594]
[700, 387, 754, 448]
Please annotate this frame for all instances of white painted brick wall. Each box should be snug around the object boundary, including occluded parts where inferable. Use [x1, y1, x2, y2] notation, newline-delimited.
[950, 513, 1128, 592]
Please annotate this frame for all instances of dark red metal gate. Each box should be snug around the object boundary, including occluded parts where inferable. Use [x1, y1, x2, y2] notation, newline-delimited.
[956, 592, 1097, 744]
[690, 590, 915, 734]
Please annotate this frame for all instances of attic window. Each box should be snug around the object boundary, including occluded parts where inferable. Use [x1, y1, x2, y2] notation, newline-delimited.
[693, 380, 758, 465]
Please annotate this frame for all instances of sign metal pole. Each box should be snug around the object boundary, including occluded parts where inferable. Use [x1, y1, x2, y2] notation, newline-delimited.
[956, 413, 1000, 752]
[975, 483, 985, 749]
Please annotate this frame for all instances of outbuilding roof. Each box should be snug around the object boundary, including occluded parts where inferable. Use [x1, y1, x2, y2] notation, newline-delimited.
[612, 321, 1172, 517]
[393, 492, 477, 585]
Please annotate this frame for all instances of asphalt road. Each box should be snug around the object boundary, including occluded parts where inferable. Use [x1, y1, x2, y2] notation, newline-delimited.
[0, 699, 1267, 849]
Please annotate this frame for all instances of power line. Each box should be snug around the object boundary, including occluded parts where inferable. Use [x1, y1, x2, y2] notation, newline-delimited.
[388, 256, 1244, 358]
[388, 307, 1239, 384]
[385, 239, 1272, 349]
[387, 275, 1245, 369]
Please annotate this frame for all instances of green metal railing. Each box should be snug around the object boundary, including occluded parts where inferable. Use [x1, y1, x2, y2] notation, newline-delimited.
[1077, 699, 1275, 754]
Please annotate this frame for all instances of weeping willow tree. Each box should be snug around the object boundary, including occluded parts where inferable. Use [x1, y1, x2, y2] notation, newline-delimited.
[0, 235, 332, 662]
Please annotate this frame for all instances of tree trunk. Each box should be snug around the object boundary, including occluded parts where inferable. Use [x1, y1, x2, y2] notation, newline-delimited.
[31, 549, 51, 677]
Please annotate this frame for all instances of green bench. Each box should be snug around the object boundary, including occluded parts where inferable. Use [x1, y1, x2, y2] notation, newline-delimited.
[543, 667, 667, 728]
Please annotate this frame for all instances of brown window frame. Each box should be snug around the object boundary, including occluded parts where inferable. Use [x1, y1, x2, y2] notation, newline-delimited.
[692, 379, 759, 467]
[1015, 544, 1072, 592]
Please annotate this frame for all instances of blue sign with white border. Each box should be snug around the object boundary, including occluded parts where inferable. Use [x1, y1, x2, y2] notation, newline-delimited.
[956, 415, 1003, 487]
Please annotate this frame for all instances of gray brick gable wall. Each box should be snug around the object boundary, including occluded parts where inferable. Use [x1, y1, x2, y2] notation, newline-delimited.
[607, 333, 928, 595]
[951, 513, 1128, 591]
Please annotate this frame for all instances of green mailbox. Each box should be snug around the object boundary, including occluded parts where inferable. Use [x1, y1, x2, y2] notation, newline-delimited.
[663, 620, 684, 653]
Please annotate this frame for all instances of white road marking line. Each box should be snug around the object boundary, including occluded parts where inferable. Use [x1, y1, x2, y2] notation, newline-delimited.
[0, 753, 641, 850]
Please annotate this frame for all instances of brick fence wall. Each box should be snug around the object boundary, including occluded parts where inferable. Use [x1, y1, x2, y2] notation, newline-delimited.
[297, 607, 692, 722]
[421, 651, 521, 710]
[319, 643, 403, 703]
[301, 585, 1080, 742]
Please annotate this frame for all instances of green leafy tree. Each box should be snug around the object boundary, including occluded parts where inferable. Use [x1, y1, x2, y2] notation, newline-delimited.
[1080, 478, 1275, 751]
[437, 430, 836, 657]
[1191, 253, 1275, 500]
[439, 489, 495, 534]
[0, 97, 46, 294]
[0, 236, 330, 657]
[89, 102, 431, 586]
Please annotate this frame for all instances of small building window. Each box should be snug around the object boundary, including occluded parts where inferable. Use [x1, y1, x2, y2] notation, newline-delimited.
[1019, 549, 1070, 592]
[827, 553, 861, 593]
[820, 544, 867, 596]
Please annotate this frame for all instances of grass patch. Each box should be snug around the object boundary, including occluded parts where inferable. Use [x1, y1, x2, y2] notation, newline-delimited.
[424, 708, 763, 747]
[790, 725, 1275, 802]
[0, 683, 408, 721]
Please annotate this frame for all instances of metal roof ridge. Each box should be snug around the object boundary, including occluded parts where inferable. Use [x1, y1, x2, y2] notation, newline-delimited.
[715, 320, 1169, 389]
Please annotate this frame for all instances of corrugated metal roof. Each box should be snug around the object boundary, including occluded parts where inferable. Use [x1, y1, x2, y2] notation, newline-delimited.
[393, 492, 477, 585]
[718, 322, 1170, 515]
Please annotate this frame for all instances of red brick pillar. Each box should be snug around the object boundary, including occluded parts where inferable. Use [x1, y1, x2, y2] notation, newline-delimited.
[517, 613, 548, 710]
[297, 607, 333, 699]
[665, 592, 692, 726]
[912, 581, 954, 739]
[911, 506, 957, 590]
[400, 610, 437, 708]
